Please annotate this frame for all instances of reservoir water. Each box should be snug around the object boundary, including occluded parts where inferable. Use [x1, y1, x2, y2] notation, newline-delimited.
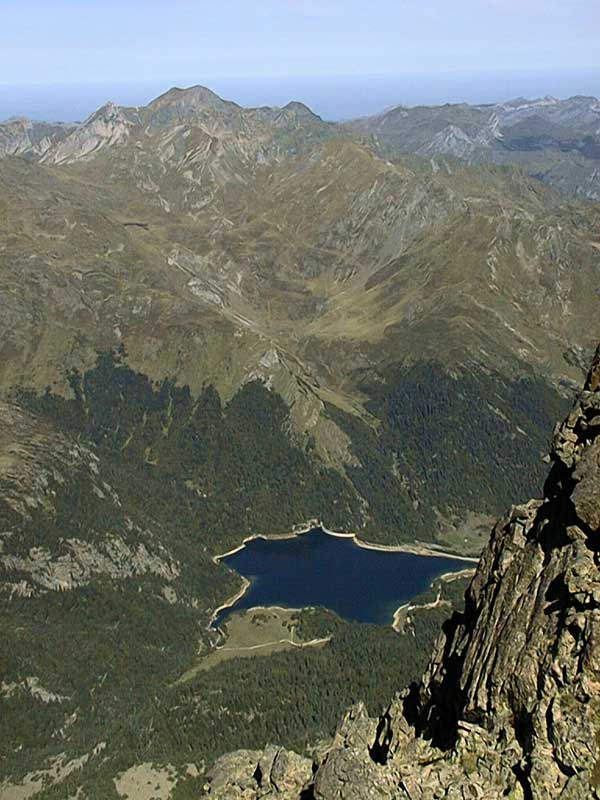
[215, 527, 472, 628]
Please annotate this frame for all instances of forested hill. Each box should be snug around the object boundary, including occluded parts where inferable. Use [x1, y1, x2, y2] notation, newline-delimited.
[1, 348, 476, 796]
[15, 348, 569, 549]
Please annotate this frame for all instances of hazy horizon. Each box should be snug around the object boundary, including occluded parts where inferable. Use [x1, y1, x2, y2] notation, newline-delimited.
[1, 67, 599, 124]
[2, 0, 598, 122]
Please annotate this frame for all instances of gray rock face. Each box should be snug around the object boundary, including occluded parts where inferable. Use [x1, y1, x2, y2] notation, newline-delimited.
[0, 118, 73, 159]
[206, 345, 600, 799]
[205, 747, 313, 798]
[349, 95, 600, 201]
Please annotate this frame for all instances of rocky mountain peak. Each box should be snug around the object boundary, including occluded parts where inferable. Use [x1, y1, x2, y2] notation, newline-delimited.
[281, 100, 322, 119]
[145, 84, 241, 124]
[206, 343, 600, 797]
[260, 99, 324, 130]
[84, 99, 130, 124]
[42, 100, 136, 164]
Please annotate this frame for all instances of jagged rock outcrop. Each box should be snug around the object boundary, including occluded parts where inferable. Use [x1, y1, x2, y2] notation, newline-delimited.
[43, 101, 136, 164]
[205, 345, 600, 799]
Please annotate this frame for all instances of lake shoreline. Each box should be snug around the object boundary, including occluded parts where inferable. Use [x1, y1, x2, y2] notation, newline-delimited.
[391, 566, 476, 632]
[212, 520, 480, 565]
[209, 522, 479, 633]
[206, 576, 251, 633]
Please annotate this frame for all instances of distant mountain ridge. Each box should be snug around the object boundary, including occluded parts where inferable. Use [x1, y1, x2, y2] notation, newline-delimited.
[348, 93, 600, 200]
[2, 89, 599, 200]
[0, 84, 330, 168]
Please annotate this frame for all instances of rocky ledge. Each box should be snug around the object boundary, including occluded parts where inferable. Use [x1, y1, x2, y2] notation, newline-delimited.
[205, 345, 600, 799]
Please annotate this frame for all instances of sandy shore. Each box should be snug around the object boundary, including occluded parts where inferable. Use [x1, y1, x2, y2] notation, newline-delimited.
[233, 604, 312, 615]
[212, 532, 297, 563]
[213, 519, 480, 565]
[438, 567, 478, 582]
[392, 602, 411, 631]
[206, 576, 251, 632]
[320, 526, 480, 563]
[391, 567, 477, 632]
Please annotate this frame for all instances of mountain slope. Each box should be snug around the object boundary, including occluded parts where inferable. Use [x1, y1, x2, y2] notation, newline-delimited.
[0, 117, 73, 159]
[1, 87, 599, 548]
[349, 94, 600, 201]
[1, 84, 600, 798]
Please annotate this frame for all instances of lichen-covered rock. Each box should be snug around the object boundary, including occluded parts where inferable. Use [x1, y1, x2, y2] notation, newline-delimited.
[313, 747, 398, 799]
[206, 344, 600, 799]
[205, 747, 313, 798]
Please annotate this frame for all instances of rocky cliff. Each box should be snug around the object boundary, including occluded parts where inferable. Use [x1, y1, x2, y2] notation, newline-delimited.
[206, 344, 600, 798]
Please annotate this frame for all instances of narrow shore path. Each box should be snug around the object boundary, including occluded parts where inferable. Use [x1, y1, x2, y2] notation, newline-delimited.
[216, 635, 332, 654]
[206, 577, 251, 632]
[392, 593, 449, 632]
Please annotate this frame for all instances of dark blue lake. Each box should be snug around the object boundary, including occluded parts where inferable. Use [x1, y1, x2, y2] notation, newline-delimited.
[215, 528, 471, 627]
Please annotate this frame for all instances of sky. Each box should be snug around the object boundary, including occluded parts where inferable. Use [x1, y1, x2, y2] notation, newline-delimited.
[2, 0, 598, 82]
[1, 0, 599, 121]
